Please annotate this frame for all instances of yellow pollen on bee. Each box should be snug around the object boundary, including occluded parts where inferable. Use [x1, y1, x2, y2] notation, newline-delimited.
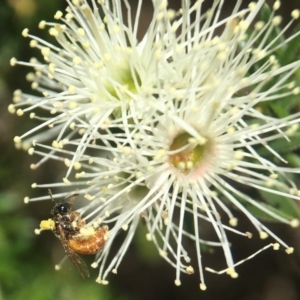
[40, 219, 55, 230]
[79, 226, 95, 237]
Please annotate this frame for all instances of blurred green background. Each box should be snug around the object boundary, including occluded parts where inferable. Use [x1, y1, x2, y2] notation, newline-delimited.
[1, 1, 300, 300]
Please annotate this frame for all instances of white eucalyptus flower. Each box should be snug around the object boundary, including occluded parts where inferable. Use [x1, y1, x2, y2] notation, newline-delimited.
[9, 0, 174, 173]
[11, 0, 300, 291]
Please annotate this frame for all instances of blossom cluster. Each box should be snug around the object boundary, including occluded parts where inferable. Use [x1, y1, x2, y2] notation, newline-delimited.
[9, 0, 300, 290]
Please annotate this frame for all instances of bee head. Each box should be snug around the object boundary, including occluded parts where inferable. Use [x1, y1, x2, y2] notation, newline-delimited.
[51, 202, 71, 216]
[48, 189, 78, 216]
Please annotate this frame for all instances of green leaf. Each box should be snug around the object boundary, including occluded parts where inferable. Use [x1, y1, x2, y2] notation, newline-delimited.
[285, 153, 300, 167]
[243, 194, 300, 222]
[260, 4, 284, 48]
[243, 201, 298, 222]
[269, 102, 289, 118]
[243, 203, 278, 222]
[227, 187, 300, 223]
[257, 132, 300, 156]
[279, 23, 300, 66]
[259, 189, 300, 220]
[260, 3, 272, 23]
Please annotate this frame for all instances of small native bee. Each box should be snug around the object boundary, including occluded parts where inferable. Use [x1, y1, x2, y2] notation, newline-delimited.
[40, 190, 108, 278]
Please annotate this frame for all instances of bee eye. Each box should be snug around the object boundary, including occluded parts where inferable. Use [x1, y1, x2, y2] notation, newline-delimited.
[51, 203, 71, 215]
[59, 204, 70, 214]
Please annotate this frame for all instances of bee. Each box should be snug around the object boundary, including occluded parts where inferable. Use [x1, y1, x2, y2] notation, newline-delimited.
[40, 190, 108, 278]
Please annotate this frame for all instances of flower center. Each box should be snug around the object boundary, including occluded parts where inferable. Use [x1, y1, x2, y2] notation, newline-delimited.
[106, 63, 141, 100]
[169, 132, 206, 173]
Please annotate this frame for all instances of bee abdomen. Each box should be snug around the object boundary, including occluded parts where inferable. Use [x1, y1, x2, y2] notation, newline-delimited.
[69, 226, 108, 255]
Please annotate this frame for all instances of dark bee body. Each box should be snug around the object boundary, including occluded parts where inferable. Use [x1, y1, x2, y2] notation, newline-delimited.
[45, 190, 108, 278]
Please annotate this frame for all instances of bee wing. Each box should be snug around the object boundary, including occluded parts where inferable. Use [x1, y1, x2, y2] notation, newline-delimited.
[58, 227, 90, 278]
[64, 192, 79, 206]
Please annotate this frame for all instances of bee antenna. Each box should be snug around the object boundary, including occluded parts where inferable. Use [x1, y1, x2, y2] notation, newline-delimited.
[48, 189, 56, 203]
